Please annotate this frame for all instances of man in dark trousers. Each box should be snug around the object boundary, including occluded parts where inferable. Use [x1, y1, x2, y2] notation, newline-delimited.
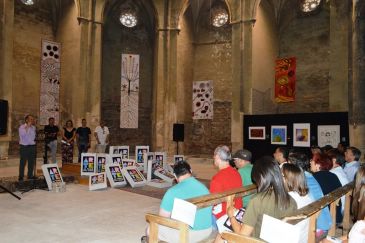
[18, 114, 37, 181]
[76, 119, 91, 162]
[44, 117, 59, 164]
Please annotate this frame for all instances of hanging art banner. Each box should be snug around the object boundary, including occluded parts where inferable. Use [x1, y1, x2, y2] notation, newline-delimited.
[121, 54, 139, 128]
[40, 40, 61, 125]
[275, 57, 296, 103]
[192, 80, 213, 119]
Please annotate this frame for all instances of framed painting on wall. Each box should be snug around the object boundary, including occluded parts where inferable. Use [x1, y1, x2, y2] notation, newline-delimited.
[271, 126, 287, 145]
[293, 123, 310, 147]
[317, 125, 340, 148]
[248, 127, 266, 140]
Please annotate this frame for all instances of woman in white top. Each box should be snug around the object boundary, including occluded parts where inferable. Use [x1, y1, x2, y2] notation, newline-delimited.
[282, 163, 314, 208]
[282, 163, 314, 243]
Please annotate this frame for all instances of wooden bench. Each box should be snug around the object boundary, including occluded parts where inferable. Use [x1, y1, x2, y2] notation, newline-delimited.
[145, 183, 354, 243]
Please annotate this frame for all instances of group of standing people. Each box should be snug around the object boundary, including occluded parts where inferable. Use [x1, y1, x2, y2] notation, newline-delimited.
[18, 115, 110, 181]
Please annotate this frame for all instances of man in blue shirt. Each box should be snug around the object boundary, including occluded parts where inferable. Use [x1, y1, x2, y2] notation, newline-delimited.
[344, 146, 361, 181]
[144, 161, 212, 243]
[18, 114, 37, 181]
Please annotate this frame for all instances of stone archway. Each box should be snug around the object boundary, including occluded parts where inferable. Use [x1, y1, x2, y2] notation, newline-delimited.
[101, 0, 157, 148]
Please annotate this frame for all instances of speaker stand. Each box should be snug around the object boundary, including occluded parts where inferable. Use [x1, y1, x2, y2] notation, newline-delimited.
[176, 141, 179, 155]
[43, 140, 48, 164]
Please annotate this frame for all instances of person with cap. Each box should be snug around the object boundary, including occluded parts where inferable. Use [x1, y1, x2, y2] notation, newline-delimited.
[232, 149, 253, 207]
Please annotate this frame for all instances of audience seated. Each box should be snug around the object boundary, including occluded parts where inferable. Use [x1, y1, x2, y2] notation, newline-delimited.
[344, 147, 361, 181]
[232, 149, 253, 207]
[327, 149, 350, 213]
[215, 156, 297, 242]
[144, 160, 212, 243]
[210, 145, 243, 224]
[282, 163, 314, 208]
[310, 153, 343, 224]
[273, 147, 289, 168]
[282, 163, 314, 243]
[288, 152, 332, 239]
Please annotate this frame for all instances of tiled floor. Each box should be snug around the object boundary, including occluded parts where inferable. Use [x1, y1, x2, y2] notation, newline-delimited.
[0, 155, 217, 243]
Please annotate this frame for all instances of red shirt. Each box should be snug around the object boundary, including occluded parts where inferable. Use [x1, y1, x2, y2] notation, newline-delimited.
[210, 166, 243, 219]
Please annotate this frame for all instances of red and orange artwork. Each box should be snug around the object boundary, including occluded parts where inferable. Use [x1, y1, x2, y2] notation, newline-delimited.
[275, 57, 296, 103]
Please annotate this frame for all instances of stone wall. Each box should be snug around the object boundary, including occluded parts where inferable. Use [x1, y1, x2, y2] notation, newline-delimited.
[276, 4, 330, 113]
[9, 2, 54, 155]
[101, 15, 154, 150]
[182, 6, 233, 155]
[176, 10, 194, 154]
[56, 1, 81, 124]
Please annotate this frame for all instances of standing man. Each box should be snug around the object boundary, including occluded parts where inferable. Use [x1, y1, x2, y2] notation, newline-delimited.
[94, 120, 109, 153]
[344, 146, 361, 181]
[232, 149, 253, 207]
[18, 114, 37, 181]
[44, 117, 59, 164]
[76, 119, 91, 162]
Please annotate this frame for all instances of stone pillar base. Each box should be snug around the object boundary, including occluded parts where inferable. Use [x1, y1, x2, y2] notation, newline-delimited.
[349, 124, 365, 162]
[0, 141, 9, 159]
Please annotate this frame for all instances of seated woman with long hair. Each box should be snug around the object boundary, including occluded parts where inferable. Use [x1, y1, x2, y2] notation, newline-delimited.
[352, 166, 365, 221]
[215, 156, 297, 242]
[282, 163, 314, 208]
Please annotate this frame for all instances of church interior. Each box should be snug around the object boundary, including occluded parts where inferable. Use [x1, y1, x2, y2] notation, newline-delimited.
[0, 0, 365, 242]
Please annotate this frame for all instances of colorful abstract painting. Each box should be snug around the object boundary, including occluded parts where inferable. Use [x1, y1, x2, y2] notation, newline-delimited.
[192, 80, 213, 119]
[121, 54, 139, 128]
[271, 126, 287, 145]
[40, 40, 61, 125]
[275, 57, 296, 103]
[293, 123, 310, 147]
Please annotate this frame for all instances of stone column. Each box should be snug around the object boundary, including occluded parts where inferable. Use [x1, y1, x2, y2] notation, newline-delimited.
[0, 0, 14, 158]
[152, 0, 181, 154]
[230, 0, 254, 151]
[329, 0, 349, 111]
[349, 1, 365, 155]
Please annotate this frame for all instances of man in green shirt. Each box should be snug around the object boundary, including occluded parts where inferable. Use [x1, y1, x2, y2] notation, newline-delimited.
[232, 149, 253, 207]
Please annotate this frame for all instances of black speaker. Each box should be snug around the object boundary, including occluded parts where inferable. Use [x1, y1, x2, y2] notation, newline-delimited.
[0, 100, 8, 135]
[173, 123, 184, 142]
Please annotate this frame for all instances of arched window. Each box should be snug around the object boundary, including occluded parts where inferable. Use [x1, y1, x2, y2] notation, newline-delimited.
[21, 0, 34, 5]
[300, 0, 321, 13]
[120, 12, 137, 28]
[212, 7, 229, 27]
